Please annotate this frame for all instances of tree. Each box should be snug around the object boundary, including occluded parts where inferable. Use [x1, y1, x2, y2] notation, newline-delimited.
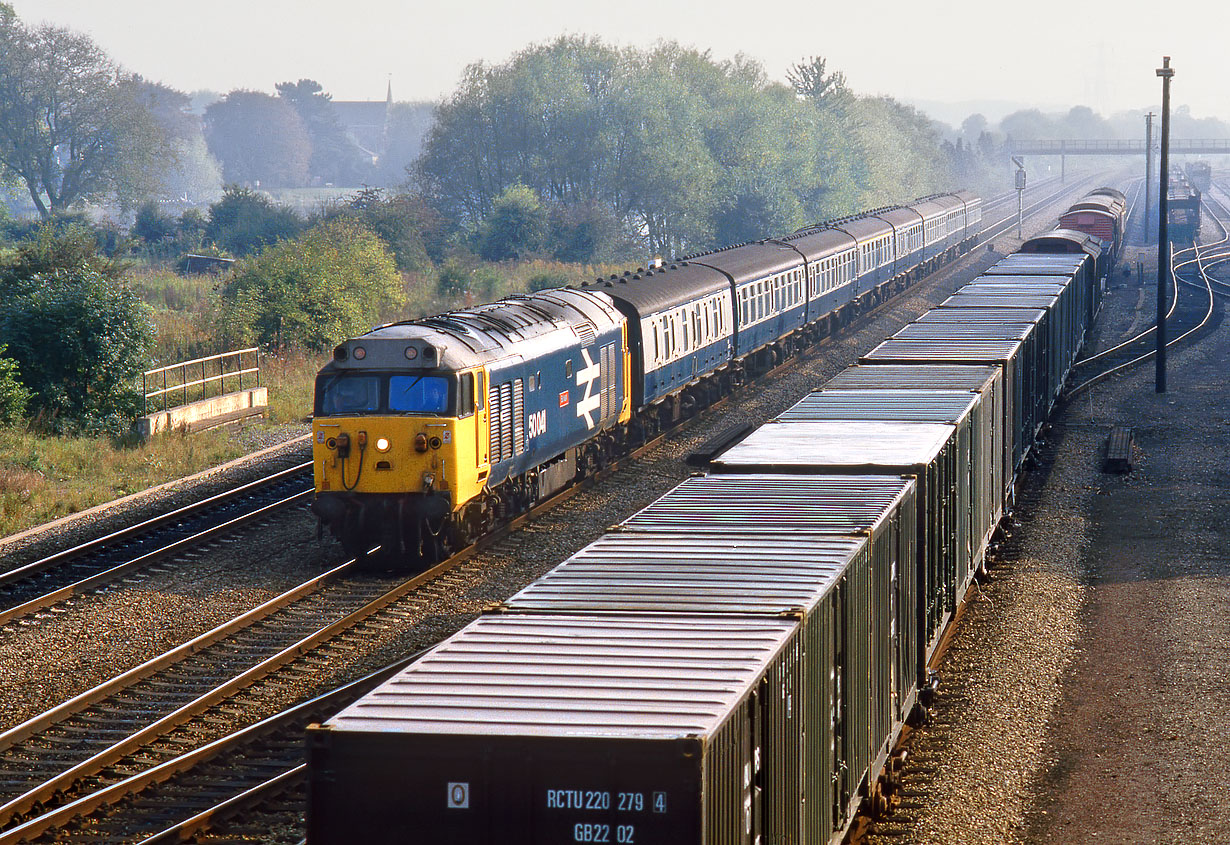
[276, 79, 371, 186]
[478, 184, 548, 260]
[136, 79, 222, 203]
[787, 56, 850, 109]
[0, 16, 168, 216]
[203, 90, 311, 188]
[0, 265, 154, 433]
[222, 217, 403, 350]
[961, 113, 988, 141]
[205, 185, 304, 257]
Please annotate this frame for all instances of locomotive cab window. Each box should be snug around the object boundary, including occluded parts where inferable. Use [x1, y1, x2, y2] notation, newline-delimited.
[389, 375, 450, 414]
[316, 372, 458, 417]
[317, 374, 380, 415]
[565, 359, 573, 378]
[458, 372, 475, 416]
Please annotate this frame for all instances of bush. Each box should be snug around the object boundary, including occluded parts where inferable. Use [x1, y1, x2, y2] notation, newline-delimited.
[528, 271, 569, 291]
[222, 217, 403, 350]
[205, 185, 304, 257]
[478, 184, 547, 261]
[0, 222, 129, 290]
[0, 346, 30, 426]
[132, 201, 177, 245]
[437, 258, 499, 301]
[325, 188, 434, 273]
[0, 267, 155, 435]
[548, 201, 621, 263]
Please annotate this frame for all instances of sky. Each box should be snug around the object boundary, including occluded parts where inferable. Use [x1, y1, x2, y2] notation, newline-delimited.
[13, 0, 1224, 126]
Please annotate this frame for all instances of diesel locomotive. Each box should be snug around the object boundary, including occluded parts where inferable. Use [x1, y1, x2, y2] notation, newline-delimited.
[311, 192, 982, 562]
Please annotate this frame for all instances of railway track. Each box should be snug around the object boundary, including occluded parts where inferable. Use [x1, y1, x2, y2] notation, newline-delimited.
[0, 463, 314, 631]
[1065, 186, 1227, 398]
[0, 176, 1108, 844]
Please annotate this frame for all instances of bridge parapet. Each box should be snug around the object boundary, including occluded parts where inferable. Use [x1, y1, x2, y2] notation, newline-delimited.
[1007, 139, 1230, 155]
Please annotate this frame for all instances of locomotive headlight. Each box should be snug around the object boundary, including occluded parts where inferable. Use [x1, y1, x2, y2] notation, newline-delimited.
[375, 437, 390, 453]
[352, 346, 366, 360]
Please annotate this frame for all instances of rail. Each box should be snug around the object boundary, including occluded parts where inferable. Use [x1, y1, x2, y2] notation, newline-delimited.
[143, 348, 260, 414]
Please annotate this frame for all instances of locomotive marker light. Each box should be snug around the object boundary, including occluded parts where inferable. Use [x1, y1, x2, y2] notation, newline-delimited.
[375, 437, 391, 453]
[1156, 56, 1174, 394]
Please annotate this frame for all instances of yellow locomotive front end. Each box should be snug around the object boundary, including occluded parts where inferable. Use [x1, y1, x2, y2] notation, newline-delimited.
[311, 336, 490, 564]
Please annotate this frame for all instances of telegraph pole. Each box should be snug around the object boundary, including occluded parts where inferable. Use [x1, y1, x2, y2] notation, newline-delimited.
[1144, 112, 1154, 238]
[1155, 58, 1174, 393]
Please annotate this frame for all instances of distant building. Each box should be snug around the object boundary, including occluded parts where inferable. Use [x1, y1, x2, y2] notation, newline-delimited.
[332, 82, 393, 161]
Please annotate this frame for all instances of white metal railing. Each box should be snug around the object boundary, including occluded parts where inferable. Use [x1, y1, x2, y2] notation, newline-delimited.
[143, 348, 260, 415]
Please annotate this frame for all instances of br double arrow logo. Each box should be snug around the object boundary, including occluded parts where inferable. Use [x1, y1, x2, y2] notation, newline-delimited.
[575, 347, 601, 430]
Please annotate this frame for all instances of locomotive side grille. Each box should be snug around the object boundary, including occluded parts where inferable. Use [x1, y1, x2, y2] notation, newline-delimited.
[513, 379, 525, 455]
[575, 322, 597, 346]
[499, 382, 514, 461]
[600, 342, 616, 420]
[489, 384, 503, 463]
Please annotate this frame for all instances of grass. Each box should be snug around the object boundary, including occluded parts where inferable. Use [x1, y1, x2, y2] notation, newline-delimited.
[0, 425, 251, 537]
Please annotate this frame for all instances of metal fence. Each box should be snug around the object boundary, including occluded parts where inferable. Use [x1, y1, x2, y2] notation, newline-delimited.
[143, 348, 261, 415]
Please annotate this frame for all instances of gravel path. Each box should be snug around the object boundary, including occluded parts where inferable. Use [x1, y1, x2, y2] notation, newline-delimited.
[1024, 245, 1230, 843]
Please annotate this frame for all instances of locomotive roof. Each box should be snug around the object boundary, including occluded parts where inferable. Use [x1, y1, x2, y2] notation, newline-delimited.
[582, 261, 728, 315]
[325, 287, 621, 373]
